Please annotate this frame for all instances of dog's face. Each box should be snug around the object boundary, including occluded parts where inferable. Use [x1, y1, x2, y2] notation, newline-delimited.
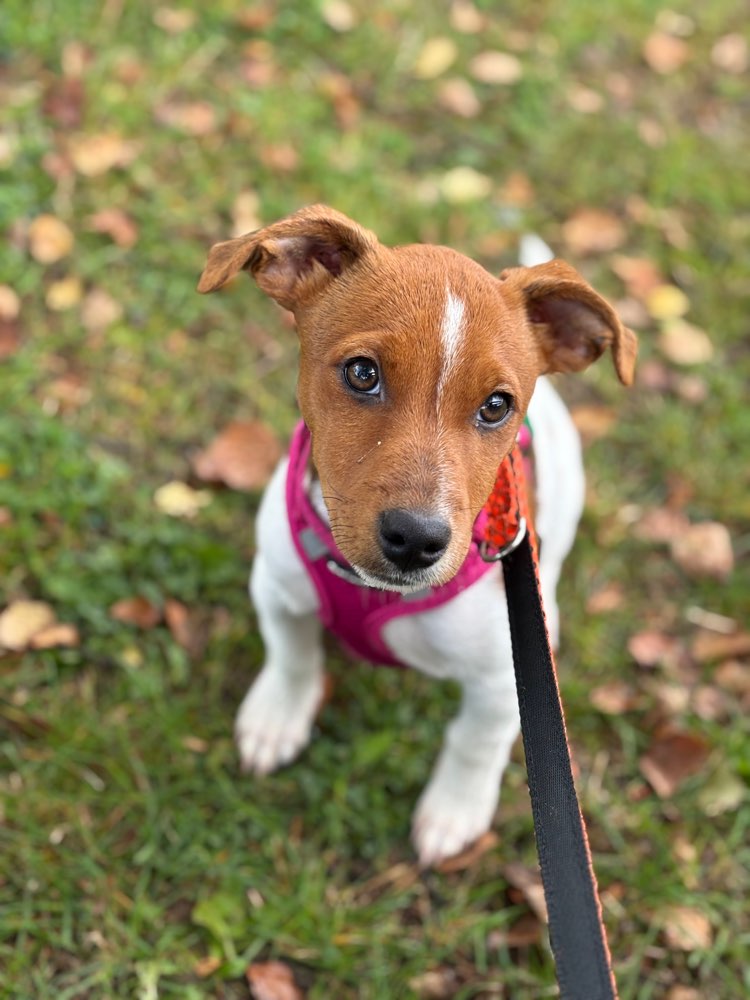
[199, 206, 637, 592]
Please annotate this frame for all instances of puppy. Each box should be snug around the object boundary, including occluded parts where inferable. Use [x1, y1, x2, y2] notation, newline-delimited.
[198, 206, 636, 866]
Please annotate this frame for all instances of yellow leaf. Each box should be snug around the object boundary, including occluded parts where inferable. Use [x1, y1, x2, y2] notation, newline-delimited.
[69, 133, 139, 176]
[646, 284, 690, 321]
[0, 600, 57, 651]
[440, 166, 492, 204]
[321, 0, 356, 32]
[658, 320, 713, 365]
[154, 481, 212, 518]
[413, 37, 458, 80]
[46, 276, 83, 311]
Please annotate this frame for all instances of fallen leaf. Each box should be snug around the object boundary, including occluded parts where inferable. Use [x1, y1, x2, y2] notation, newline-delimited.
[193, 955, 222, 978]
[450, 1, 484, 33]
[29, 622, 80, 649]
[436, 831, 498, 872]
[469, 51, 523, 85]
[691, 631, 750, 663]
[28, 214, 74, 264]
[259, 144, 299, 172]
[665, 988, 702, 1000]
[46, 276, 83, 311]
[412, 37, 457, 79]
[488, 911, 542, 949]
[586, 581, 625, 614]
[499, 171, 535, 207]
[633, 506, 690, 544]
[192, 421, 282, 492]
[154, 100, 217, 136]
[639, 727, 711, 798]
[646, 284, 690, 321]
[0, 319, 21, 360]
[503, 862, 548, 923]
[566, 84, 604, 114]
[407, 968, 458, 999]
[656, 904, 712, 951]
[643, 32, 690, 74]
[81, 289, 123, 331]
[590, 680, 638, 714]
[0, 600, 57, 651]
[437, 78, 481, 118]
[246, 960, 304, 1000]
[610, 255, 665, 301]
[561, 208, 626, 256]
[68, 133, 139, 176]
[0, 285, 20, 320]
[110, 596, 162, 629]
[42, 76, 86, 127]
[86, 208, 139, 248]
[321, 0, 356, 32]
[658, 320, 713, 365]
[153, 6, 197, 33]
[711, 33, 748, 74]
[690, 684, 728, 722]
[696, 766, 745, 816]
[164, 599, 205, 657]
[154, 481, 213, 518]
[439, 166, 492, 204]
[670, 522, 733, 580]
[628, 630, 680, 669]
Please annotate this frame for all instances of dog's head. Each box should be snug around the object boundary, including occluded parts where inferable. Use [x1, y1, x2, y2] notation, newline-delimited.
[199, 205, 637, 592]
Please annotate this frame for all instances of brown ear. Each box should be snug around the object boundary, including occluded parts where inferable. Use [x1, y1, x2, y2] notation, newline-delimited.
[197, 204, 378, 311]
[500, 260, 638, 385]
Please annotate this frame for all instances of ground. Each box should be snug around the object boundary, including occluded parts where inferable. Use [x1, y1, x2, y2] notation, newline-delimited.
[1, 2, 749, 998]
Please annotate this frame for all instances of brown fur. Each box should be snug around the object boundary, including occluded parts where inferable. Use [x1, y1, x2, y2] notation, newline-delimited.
[198, 205, 637, 586]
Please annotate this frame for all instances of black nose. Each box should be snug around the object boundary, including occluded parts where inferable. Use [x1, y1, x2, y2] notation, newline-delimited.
[378, 508, 452, 572]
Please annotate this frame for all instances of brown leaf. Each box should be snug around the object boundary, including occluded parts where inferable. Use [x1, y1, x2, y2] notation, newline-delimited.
[656, 904, 712, 951]
[610, 255, 665, 301]
[86, 208, 139, 248]
[321, 0, 357, 32]
[666, 988, 702, 1000]
[670, 522, 733, 580]
[488, 911, 542, 949]
[0, 600, 57, 651]
[436, 831, 498, 872]
[570, 404, 616, 443]
[28, 214, 74, 264]
[246, 960, 305, 1000]
[164, 599, 205, 657]
[628, 630, 680, 669]
[503, 862, 548, 923]
[0, 285, 20, 321]
[154, 100, 217, 136]
[586, 581, 625, 614]
[639, 727, 711, 798]
[192, 421, 282, 492]
[81, 289, 123, 331]
[109, 596, 162, 629]
[590, 680, 638, 714]
[43, 76, 86, 128]
[29, 622, 80, 649]
[450, 1, 484, 34]
[153, 6, 197, 33]
[0, 319, 21, 360]
[692, 631, 750, 664]
[643, 32, 690, 74]
[711, 34, 748, 74]
[633, 506, 690, 544]
[193, 955, 221, 978]
[437, 78, 481, 118]
[561, 208, 626, 256]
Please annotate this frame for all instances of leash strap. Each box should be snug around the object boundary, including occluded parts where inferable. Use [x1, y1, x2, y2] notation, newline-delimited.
[485, 446, 618, 999]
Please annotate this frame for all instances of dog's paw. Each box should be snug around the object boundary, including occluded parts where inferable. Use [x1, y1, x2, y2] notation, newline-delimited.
[411, 758, 501, 867]
[235, 663, 325, 776]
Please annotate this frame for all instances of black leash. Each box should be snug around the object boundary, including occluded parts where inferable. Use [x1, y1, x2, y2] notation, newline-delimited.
[502, 532, 618, 1000]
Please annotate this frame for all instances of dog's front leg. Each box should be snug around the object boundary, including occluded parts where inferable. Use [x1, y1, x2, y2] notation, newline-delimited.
[412, 671, 520, 866]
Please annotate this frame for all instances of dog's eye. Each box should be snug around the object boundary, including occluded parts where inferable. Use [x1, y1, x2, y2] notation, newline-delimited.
[478, 392, 514, 426]
[343, 357, 380, 394]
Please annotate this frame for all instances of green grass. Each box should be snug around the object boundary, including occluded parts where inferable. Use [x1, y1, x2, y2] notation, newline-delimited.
[1, 1, 749, 997]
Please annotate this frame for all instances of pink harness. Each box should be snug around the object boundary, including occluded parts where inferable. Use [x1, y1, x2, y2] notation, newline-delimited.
[286, 421, 532, 668]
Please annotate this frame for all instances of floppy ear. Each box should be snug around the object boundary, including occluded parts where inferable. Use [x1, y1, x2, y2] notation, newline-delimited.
[197, 204, 378, 311]
[500, 260, 638, 385]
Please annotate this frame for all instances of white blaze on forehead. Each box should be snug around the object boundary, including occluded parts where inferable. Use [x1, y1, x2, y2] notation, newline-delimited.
[438, 287, 466, 398]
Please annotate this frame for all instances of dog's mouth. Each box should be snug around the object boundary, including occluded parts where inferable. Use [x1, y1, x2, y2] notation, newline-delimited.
[347, 557, 456, 595]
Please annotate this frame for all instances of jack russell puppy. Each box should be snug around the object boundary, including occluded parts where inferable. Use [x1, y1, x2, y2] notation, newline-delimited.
[198, 205, 636, 866]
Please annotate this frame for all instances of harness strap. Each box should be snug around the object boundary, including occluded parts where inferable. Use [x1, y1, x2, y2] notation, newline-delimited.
[485, 446, 618, 1000]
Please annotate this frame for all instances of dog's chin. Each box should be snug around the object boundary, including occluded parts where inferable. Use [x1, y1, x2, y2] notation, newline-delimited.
[349, 559, 456, 595]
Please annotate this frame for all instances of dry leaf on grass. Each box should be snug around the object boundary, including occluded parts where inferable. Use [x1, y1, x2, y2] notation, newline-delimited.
[658, 321, 713, 365]
[0, 600, 57, 651]
[439, 166, 492, 204]
[488, 911, 542, 949]
[711, 34, 748, 74]
[670, 522, 733, 580]
[154, 100, 218, 136]
[30, 623, 80, 649]
[561, 208, 626, 255]
[408, 968, 459, 999]
[469, 51, 523, 85]
[109, 596, 162, 629]
[610, 255, 665, 301]
[570, 404, 616, 443]
[412, 38, 457, 79]
[321, 0, 357, 32]
[437, 78, 481, 118]
[68, 132, 139, 176]
[639, 727, 711, 798]
[590, 680, 638, 714]
[86, 208, 139, 248]
[655, 904, 712, 951]
[154, 481, 213, 518]
[436, 831, 498, 872]
[192, 421, 282, 492]
[503, 862, 548, 923]
[46, 276, 83, 311]
[0, 319, 21, 360]
[28, 214, 74, 263]
[643, 32, 691, 74]
[632, 506, 690, 544]
[691, 630, 750, 663]
[0, 285, 20, 320]
[627, 630, 680, 669]
[81, 289, 123, 331]
[246, 960, 305, 1000]
[646, 284, 690, 321]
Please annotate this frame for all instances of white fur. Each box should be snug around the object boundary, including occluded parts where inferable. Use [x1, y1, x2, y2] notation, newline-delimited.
[236, 377, 585, 865]
[437, 288, 465, 400]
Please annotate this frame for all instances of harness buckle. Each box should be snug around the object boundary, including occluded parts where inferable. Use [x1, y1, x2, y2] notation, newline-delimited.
[479, 516, 527, 563]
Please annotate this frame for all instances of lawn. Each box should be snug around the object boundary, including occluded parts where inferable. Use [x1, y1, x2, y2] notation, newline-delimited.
[1, 2, 749, 998]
